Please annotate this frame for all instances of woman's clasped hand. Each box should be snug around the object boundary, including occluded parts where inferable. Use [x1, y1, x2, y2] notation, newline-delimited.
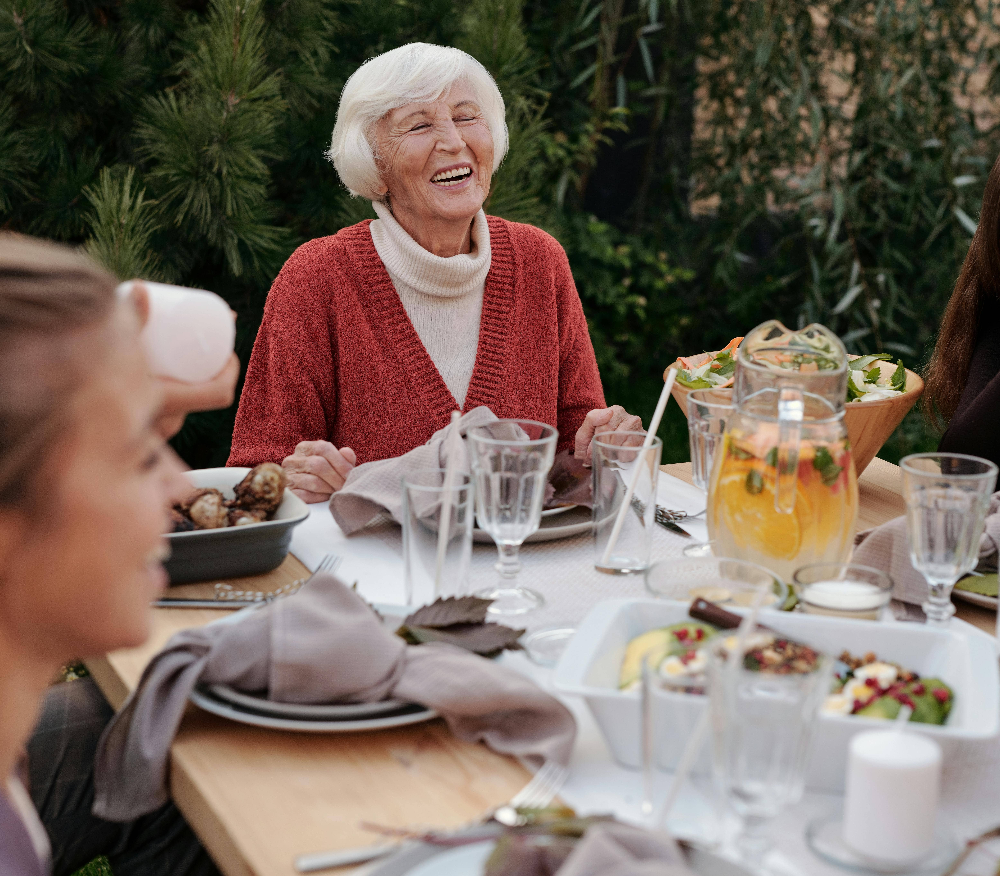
[282, 441, 358, 503]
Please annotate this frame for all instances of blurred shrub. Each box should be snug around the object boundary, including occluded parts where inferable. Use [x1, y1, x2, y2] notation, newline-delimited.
[2, 0, 997, 464]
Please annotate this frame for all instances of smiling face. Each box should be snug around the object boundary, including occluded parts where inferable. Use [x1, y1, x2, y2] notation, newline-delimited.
[373, 80, 495, 254]
[0, 306, 188, 661]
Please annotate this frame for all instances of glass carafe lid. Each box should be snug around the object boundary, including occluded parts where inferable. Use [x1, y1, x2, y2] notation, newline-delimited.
[735, 321, 848, 412]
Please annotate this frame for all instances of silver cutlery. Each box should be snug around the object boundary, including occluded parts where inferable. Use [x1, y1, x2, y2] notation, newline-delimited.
[156, 554, 342, 610]
[154, 597, 261, 609]
[293, 761, 568, 872]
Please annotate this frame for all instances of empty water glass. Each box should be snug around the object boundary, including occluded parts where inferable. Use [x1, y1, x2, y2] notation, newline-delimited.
[900, 453, 997, 627]
[708, 638, 831, 870]
[401, 469, 474, 605]
[593, 431, 661, 573]
[468, 419, 558, 615]
[686, 388, 733, 492]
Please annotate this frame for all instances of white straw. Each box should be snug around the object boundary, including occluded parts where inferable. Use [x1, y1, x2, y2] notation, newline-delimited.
[433, 411, 462, 594]
[600, 369, 677, 566]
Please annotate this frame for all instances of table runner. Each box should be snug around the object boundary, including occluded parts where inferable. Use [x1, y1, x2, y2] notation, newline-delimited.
[291, 473, 708, 633]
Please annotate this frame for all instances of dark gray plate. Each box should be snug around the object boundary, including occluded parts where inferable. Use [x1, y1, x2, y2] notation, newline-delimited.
[205, 684, 411, 719]
[164, 467, 309, 585]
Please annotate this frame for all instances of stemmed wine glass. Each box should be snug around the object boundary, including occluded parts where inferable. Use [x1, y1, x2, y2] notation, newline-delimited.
[467, 420, 558, 615]
[900, 453, 997, 627]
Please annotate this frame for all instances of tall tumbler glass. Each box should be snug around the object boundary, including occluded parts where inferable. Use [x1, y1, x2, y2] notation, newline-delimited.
[593, 431, 662, 574]
[708, 638, 831, 870]
[900, 453, 997, 627]
[401, 469, 474, 606]
[468, 420, 558, 615]
[686, 388, 733, 491]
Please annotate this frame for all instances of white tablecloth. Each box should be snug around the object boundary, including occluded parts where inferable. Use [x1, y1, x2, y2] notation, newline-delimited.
[291, 475, 1000, 875]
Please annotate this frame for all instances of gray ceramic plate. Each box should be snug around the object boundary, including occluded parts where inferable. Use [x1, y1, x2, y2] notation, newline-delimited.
[204, 684, 410, 719]
[165, 467, 309, 585]
[189, 687, 437, 733]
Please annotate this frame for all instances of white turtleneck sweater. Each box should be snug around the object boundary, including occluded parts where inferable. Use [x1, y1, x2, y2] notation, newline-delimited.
[370, 202, 491, 407]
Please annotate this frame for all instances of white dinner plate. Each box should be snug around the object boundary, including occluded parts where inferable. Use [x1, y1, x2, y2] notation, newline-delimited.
[367, 834, 755, 876]
[189, 686, 438, 733]
[473, 504, 593, 544]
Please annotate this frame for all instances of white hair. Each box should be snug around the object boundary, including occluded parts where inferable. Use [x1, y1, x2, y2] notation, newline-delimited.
[327, 43, 508, 202]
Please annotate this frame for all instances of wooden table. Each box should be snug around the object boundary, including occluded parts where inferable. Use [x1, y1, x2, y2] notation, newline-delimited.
[86, 457, 995, 876]
[88, 563, 532, 876]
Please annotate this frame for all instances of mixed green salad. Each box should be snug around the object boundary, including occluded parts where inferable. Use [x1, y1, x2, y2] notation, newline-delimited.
[673, 338, 908, 403]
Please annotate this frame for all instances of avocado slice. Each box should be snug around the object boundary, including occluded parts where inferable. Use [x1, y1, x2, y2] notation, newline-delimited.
[907, 679, 953, 725]
[618, 622, 717, 689]
[856, 695, 902, 721]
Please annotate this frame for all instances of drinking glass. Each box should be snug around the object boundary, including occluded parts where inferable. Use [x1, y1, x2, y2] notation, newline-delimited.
[467, 419, 558, 615]
[708, 637, 831, 870]
[593, 431, 662, 574]
[900, 453, 997, 627]
[401, 469, 474, 605]
[687, 388, 733, 491]
[792, 562, 892, 620]
[644, 556, 787, 609]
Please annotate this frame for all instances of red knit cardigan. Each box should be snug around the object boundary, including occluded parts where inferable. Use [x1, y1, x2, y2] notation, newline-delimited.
[228, 216, 606, 467]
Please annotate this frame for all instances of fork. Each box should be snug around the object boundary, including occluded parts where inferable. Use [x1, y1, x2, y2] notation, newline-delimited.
[214, 553, 342, 604]
[292, 761, 568, 872]
[491, 760, 568, 826]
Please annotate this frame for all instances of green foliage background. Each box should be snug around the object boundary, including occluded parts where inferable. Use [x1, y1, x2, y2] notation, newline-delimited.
[3, 0, 999, 466]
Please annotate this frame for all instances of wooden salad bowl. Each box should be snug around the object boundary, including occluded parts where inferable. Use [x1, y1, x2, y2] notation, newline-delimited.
[665, 355, 924, 475]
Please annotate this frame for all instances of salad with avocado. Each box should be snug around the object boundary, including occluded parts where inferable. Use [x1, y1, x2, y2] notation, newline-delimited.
[823, 651, 953, 725]
[618, 617, 954, 726]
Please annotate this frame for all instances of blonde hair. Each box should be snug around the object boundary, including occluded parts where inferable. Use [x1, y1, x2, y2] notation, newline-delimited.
[0, 234, 116, 505]
[328, 43, 508, 201]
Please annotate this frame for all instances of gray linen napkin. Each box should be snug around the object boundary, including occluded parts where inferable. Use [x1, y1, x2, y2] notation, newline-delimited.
[853, 490, 1000, 605]
[92, 573, 575, 821]
[329, 406, 499, 534]
[556, 822, 692, 876]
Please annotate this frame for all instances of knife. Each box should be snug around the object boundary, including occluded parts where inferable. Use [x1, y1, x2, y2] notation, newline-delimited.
[154, 597, 261, 609]
[654, 507, 692, 538]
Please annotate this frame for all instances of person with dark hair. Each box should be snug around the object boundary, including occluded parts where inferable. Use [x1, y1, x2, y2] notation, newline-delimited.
[925, 152, 1000, 467]
[0, 234, 230, 876]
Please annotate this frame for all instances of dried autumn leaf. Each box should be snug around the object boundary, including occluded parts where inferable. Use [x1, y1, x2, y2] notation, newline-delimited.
[402, 595, 493, 629]
[398, 621, 525, 656]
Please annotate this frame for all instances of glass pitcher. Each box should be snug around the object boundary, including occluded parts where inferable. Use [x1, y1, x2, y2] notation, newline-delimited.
[707, 321, 859, 582]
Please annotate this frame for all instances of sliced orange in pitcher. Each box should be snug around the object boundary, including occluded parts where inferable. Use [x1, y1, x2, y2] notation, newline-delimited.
[713, 465, 806, 561]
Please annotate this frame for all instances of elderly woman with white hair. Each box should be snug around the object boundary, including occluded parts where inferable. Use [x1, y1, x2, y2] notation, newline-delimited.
[228, 42, 642, 501]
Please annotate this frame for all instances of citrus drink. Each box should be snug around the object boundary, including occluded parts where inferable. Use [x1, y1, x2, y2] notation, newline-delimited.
[707, 429, 858, 582]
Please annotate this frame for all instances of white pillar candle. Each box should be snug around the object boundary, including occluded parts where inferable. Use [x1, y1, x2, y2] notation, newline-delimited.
[843, 729, 941, 864]
[117, 280, 235, 383]
[800, 580, 889, 619]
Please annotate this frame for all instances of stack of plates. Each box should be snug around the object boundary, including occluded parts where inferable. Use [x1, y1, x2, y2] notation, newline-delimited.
[190, 683, 437, 732]
[189, 602, 437, 732]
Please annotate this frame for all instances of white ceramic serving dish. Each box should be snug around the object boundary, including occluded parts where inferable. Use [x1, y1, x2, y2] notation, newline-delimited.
[553, 598, 999, 792]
